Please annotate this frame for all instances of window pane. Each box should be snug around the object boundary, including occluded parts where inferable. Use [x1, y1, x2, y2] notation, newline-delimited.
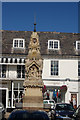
[14, 40, 18, 47]
[17, 65, 21, 78]
[14, 82, 18, 90]
[0, 65, 1, 78]
[2, 65, 6, 78]
[17, 65, 25, 78]
[22, 65, 25, 78]
[77, 43, 80, 50]
[19, 40, 23, 47]
[54, 41, 58, 48]
[51, 61, 58, 76]
[13, 82, 24, 106]
[49, 41, 53, 49]
[78, 61, 80, 76]
[19, 82, 24, 89]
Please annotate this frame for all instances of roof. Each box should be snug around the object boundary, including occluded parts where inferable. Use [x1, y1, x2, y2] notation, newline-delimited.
[1, 30, 80, 57]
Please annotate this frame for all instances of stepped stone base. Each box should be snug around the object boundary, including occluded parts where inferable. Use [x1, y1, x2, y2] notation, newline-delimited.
[23, 107, 43, 111]
[23, 87, 43, 110]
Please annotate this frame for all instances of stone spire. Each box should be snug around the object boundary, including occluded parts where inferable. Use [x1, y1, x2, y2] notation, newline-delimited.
[27, 32, 41, 60]
[24, 31, 43, 87]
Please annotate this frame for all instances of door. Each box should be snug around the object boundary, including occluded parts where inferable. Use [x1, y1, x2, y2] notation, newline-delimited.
[0, 90, 6, 108]
[71, 94, 77, 109]
[2, 90, 6, 107]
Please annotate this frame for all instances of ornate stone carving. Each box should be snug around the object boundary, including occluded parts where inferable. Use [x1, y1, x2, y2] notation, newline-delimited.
[23, 32, 43, 88]
[23, 32, 44, 110]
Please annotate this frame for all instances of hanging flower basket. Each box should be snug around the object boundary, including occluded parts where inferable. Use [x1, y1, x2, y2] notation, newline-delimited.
[60, 85, 67, 91]
[42, 85, 46, 93]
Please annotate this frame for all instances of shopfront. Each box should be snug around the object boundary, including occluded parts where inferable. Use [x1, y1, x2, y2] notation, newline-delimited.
[43, 85, 67, 103]
[7, 81, 24, 108]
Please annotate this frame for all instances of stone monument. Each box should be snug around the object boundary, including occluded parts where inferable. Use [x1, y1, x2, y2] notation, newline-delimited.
[23, 30, 44, 110]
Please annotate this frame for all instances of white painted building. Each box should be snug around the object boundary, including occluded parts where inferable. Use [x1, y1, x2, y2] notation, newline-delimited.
[42, 58, 79, 104]
[0, 30, 80, 110]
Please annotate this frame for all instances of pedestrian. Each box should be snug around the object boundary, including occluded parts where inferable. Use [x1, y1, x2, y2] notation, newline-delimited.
[53, 89, 57, 103]
[72, 95, 77, 109]
[47, 90, 50, 100]
[44, 91, 47, 100]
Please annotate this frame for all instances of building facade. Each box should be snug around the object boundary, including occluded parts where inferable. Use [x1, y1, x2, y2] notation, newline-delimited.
[0, 30, 80, 110]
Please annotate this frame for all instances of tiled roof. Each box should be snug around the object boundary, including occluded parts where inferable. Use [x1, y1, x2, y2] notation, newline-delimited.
[1, 30, 80, 56]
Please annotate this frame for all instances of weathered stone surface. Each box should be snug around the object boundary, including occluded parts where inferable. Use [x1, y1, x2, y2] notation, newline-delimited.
[23, 32, 44, 110]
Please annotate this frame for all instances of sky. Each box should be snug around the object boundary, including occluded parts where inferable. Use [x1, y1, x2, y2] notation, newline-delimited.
[2, 2, 79, 33]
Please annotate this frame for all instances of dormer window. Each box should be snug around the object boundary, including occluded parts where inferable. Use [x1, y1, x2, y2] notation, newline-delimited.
[13, 38, 25, 48]
[48, 40, 60, 50]
[76, 41, 80, 50]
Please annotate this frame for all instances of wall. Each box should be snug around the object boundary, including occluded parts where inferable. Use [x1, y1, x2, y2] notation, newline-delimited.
[42, 58, 79, 105]
[8, 65, 17, 79]
[42, 59, 78, 80]
[60, 60, 78, 80]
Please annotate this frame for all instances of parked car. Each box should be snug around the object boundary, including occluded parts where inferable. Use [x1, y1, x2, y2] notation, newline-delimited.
[0, 103, 6, 120]
[8, 110, 50, 120]
[43, 100, 55, 109]
[53, 103, 75, 120]
[73, 105, 80, 120]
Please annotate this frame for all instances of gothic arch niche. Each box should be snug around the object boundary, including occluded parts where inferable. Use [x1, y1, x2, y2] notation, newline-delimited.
[28, 64, 39, 79]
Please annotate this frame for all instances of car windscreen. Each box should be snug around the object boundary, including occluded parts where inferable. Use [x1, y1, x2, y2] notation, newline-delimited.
[49, 101, 55, 104]
[56, 104, 74, 111]
[43, 101, 48, 104]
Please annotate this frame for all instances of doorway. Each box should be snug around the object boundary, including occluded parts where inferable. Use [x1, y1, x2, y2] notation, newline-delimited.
[0, 88, 8, 108]
[0, 90, 6, 107]
[2, 90, 6, 107]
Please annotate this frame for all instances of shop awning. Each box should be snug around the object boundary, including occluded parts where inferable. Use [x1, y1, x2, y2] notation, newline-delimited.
[0, 57, 25, 64]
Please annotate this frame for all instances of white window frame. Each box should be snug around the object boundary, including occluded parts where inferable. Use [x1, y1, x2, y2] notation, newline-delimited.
[0, 65, 7, 78]
[13, 82, 24, 108]
[13, 38, 25, 48]
[51, 60, 59, 76]
[76, 41, 80, 50]
[48, 40, 60, 50]
[17, 65, 25, 78]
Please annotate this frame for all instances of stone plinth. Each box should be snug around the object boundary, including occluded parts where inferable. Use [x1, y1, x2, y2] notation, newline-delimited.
[23, 87, 43, 110]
